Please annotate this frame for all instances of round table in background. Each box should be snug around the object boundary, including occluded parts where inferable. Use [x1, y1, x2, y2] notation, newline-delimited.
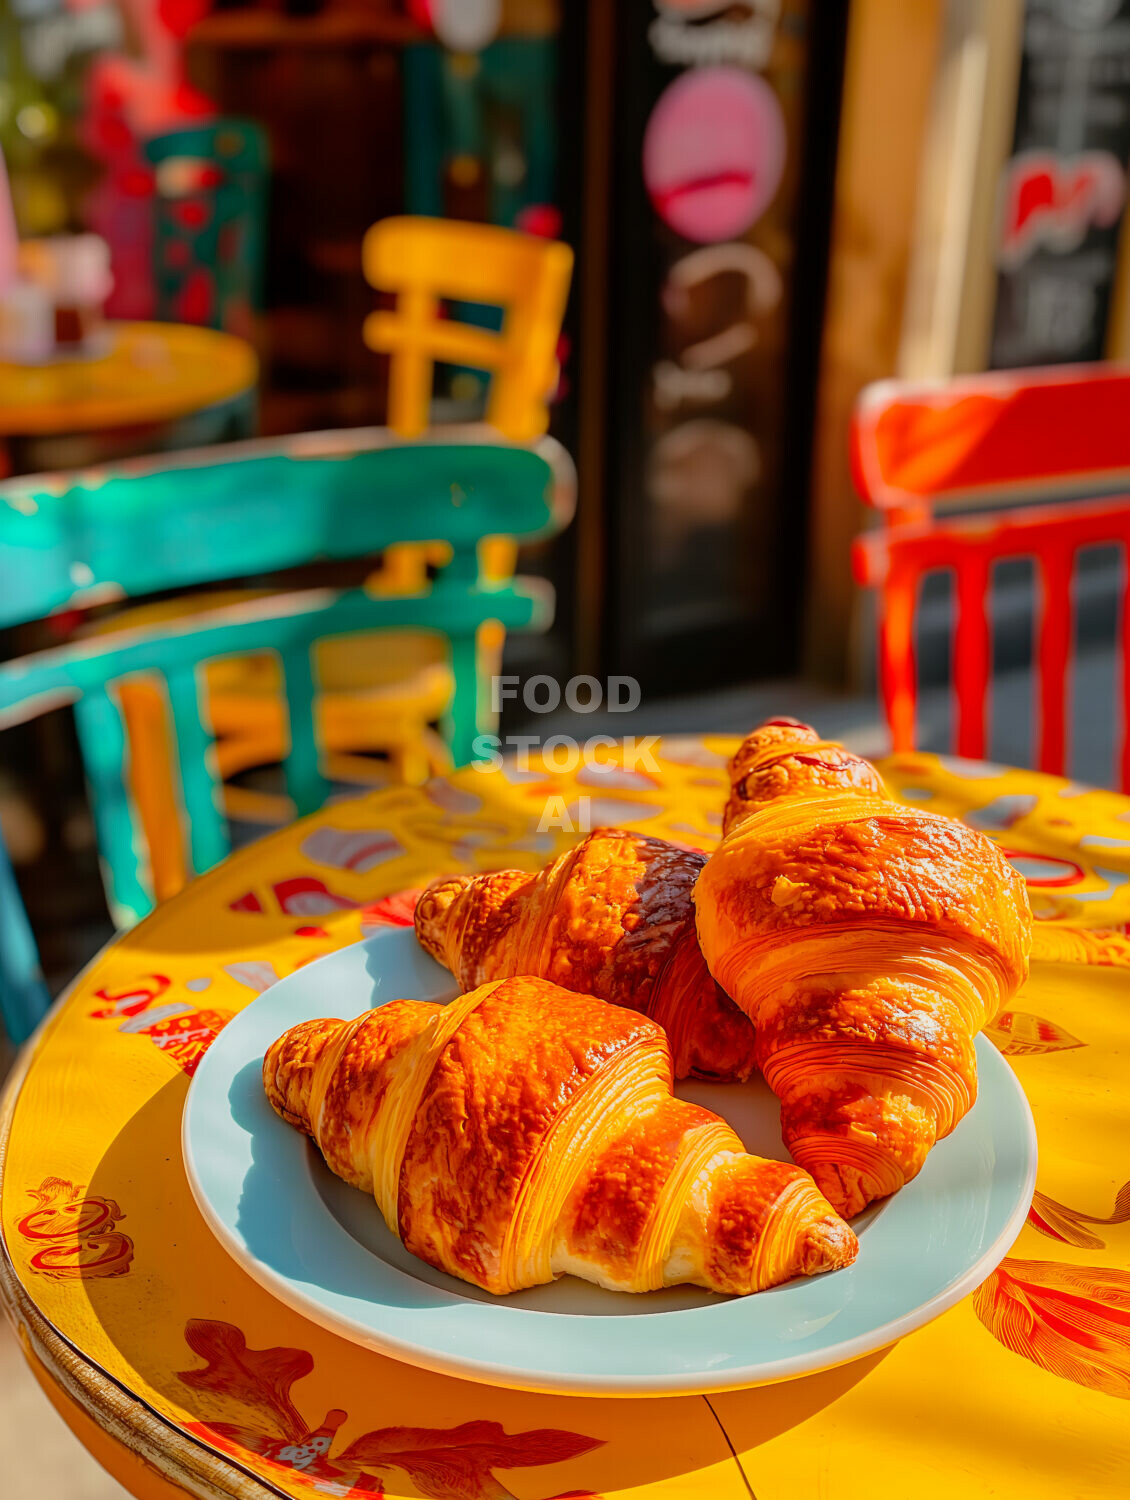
[0, 322, 257, 436]
[2, 737, 1129, 1500]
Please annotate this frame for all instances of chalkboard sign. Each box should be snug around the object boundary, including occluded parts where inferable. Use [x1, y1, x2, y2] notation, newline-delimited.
[991, 0, 1130, 368]
[595, 0, 843, 692]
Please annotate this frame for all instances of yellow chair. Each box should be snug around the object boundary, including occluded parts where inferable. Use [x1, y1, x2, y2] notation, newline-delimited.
[364, 216, 571, 583]
[104, 218, 572, 871]
[363, 215, 571, 442]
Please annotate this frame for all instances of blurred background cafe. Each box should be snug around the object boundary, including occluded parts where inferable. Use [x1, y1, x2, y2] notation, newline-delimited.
[6, 0, 1130, 1004]
[6, 0, 1128, 1008]
[5, 0, 1130, 1491]
[3, 2, 1130, 1095]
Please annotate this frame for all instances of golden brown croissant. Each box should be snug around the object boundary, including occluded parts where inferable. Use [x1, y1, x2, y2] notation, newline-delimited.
[694, 718, 1032, 1218]
[414, 828, 756, 1082]
[263, 975, 857, 1296]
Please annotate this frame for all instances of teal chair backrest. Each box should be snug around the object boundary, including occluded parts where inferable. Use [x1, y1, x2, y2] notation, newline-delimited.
[0, 431, 568, 631]
[145, 120, 268, 334]
[0, 431, 573, 1042]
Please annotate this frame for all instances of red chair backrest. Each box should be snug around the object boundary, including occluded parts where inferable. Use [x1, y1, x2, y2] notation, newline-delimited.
[851, 365, 1130, 787]
[852, 364, 1130, 519]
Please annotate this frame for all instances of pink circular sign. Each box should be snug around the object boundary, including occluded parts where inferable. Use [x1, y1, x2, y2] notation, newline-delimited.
[642, 67, 787, 244]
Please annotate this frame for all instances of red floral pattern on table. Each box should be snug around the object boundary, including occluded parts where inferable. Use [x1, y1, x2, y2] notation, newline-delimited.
[974, 1258, 1130, 1399]
[360, 889, 421, 935]
[178, 1319, 603, 1498]
[230, 876, 360, 917]
[89, 974, 231, 1076]
[89, 974, 173, 1018]
[133, 1007, 233, 1077]
[1027, 1179, 1130, 1249]
[16, 1178, 134, 1279]
[984, 1011, 1085, 1056]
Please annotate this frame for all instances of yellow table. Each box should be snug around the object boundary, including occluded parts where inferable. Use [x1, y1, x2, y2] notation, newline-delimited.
[0, 322, 257, 435]
[2, 738, 1129, 1499]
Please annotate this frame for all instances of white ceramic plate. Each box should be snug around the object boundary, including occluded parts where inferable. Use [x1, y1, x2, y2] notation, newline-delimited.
[183, 928, 1036, 1396]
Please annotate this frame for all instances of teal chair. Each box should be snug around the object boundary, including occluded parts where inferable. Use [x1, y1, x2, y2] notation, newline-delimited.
[0, 431, 573, 1043]
[0, 841, 49, 1044]
[145, 120, 268, 336]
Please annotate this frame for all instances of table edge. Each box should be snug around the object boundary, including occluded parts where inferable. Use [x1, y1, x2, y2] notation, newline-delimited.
[0, 997, 283, 1499]
[0, 322, 259, 436]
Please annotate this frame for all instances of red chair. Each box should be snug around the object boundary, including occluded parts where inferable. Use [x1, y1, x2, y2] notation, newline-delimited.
[851, 365, 1130, 789]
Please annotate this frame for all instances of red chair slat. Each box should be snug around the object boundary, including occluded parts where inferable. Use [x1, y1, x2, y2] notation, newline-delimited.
[1035, 548, 1075, 777]
[1120, 553, 1130, 791]
[953, 554, 992, 760]
[879, 555, 919, 755]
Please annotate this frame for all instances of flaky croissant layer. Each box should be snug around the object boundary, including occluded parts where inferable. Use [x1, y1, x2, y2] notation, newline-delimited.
[264, 976, 856, 1297]
[414, 827, 757, 1081]
[695, 719, 1032, 1218]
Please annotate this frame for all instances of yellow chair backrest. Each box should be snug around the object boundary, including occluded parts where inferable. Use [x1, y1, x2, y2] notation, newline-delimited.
[362, 216, 573, 441]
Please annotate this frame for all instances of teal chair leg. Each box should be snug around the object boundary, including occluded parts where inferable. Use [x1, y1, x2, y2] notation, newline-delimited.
[0, 837, 51, 1044]
[280, 643, 330, 816]
[446, 632, 483, 768]
[165, 665, 230, 879]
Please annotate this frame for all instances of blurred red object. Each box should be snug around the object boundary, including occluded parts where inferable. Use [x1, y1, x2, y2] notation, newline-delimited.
[515, 203, 563, 239]
[80, 0, 215, 320]
[852, 367, 1130, 519]
[851, 365, 1130, 788]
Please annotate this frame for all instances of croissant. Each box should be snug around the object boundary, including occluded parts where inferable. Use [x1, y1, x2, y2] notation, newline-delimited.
[263, 975, 857, 1296]
[694, 719, 1032, 1218]
[414, 828, 756, 1082]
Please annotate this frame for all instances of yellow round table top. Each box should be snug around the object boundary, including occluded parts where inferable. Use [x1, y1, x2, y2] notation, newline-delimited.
[2, 738, 1130, 1500]
[0, 321, 258, 435]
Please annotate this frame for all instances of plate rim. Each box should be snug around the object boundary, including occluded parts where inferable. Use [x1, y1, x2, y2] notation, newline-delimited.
[183, 931, 1038, 1396]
